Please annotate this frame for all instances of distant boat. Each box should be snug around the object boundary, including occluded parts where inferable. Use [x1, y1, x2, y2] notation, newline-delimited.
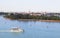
[10, 27, 23, 32]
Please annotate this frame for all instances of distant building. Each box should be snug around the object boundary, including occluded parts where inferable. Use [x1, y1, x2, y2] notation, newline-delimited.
[30, 13, 43, 16]
[44, 13, 60, 17]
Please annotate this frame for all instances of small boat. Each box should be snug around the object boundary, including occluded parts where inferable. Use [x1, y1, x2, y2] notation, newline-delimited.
[10, 27, 23, 32]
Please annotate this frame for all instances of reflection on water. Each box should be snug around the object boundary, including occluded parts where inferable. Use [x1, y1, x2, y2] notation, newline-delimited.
[0, 16, 60, 38]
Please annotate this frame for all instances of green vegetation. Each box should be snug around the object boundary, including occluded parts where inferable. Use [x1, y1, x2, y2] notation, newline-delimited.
[4, 14, 60, 20]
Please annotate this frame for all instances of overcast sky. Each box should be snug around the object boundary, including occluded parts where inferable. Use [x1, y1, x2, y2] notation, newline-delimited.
[0, 0, 60, 12]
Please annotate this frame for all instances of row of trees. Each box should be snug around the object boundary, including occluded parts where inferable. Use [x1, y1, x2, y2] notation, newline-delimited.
[4, 14, 60, 20]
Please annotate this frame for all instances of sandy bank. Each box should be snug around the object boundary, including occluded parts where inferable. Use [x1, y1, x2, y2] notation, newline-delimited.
[18, 19, 60, 22]
[39, 20, 60, 22]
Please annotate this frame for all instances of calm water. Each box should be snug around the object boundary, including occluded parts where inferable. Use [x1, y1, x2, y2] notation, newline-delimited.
[0, 16, 60, 38]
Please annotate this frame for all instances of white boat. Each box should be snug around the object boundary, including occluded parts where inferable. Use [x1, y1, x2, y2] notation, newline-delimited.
[10, 27, 23, 32]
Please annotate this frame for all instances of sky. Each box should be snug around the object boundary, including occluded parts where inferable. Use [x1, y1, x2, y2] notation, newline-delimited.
[0, 0, 60, 12]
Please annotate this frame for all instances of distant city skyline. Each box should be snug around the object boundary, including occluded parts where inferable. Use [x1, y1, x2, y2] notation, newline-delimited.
[0, 0, 60, 12]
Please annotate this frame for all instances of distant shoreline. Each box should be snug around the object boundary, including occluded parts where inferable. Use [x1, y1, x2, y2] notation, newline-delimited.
[9, 19, 60, 22]
[5, 18, 60, 22]
[39, 20, 60, 22]
[19, 19, 60, 22]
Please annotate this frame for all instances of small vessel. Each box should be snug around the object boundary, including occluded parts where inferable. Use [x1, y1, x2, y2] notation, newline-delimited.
[10, 27, 23, 32]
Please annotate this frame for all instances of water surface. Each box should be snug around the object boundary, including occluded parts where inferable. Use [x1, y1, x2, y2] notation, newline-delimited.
[0, 16, 60, 38]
